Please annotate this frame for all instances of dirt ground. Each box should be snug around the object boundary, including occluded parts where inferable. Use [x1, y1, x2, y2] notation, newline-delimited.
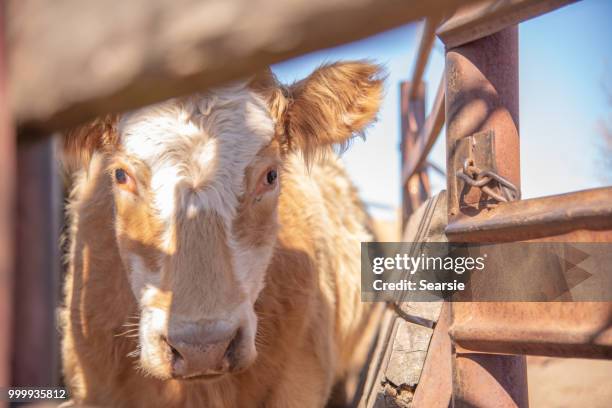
[527, 356, 612, 408]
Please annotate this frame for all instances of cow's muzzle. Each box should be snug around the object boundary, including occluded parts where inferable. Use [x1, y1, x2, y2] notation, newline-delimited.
[163, 320, 247, 379]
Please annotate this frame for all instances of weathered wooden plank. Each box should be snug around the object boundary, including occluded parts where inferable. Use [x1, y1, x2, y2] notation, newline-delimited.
[385, 321, 433, 388]
[7, 0, 474, 134]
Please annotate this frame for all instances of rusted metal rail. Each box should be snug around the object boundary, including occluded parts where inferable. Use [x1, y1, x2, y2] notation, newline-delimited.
[407, 16, 443, 100]
[401, 77, 445, 186]
[400, 80, 430, 228]
[450, 302, 612, 359]
[400, 15, 446, 227]
[410, 303, 453, 407]
[437, 0, 579, 48]
[445, 187, 612, 242]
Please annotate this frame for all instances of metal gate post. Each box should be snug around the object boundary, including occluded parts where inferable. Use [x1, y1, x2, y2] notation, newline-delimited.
[443, 27, 528, 407]
[12, 133, 61, 387]
[400, 81, 430, 229]
[0, 1, 15, 396]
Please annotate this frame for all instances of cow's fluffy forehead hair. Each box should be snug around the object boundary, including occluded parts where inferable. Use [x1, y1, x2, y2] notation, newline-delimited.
[117, 83, 275, 227]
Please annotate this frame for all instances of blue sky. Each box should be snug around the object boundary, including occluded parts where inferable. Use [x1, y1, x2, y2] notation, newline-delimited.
[273, 0, 612, 219]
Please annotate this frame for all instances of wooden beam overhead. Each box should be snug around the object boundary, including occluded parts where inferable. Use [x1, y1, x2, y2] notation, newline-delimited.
[7, 0, 474, 134]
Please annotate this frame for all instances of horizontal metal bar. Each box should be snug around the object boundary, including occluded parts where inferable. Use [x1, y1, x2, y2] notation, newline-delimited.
[445, 187, 612, 242]
[437, 0, 578, 48]
[8, 0, 475, 134]
[402, 76, 445, 185]
[450, 302, 612, 359]
[452, 353, 528, 407]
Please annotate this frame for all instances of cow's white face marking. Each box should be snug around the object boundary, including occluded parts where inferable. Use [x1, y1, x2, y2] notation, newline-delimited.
[127, 254, 160, 298]
[120, 83, 275, 238]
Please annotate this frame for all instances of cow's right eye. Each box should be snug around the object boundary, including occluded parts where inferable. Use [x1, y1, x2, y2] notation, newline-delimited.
[253, 166, 279, 200]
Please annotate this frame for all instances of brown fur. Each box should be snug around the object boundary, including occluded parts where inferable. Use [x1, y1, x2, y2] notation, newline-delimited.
[61, 61, 384, 407]
[62, 114, 119, 175]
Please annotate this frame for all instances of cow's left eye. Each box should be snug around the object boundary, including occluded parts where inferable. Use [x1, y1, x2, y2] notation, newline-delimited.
[115, 168, 128, 184]
[113, 167, 137, 194]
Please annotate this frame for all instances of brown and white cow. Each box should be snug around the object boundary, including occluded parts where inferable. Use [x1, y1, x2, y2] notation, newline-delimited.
[60, 61, 384, 407]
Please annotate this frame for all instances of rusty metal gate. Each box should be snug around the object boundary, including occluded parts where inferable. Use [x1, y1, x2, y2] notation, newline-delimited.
[396, 1, 612, 407]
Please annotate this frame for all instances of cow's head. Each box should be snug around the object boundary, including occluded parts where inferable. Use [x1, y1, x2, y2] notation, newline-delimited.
[64, 61, 383, 381]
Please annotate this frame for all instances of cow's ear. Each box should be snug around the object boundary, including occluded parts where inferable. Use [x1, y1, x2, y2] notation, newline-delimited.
[61, 114, 119, 174]
[282, 61, 384, 162]
[249, 68, 289, 134]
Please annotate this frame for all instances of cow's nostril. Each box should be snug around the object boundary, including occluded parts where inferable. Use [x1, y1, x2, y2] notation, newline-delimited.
[223, 330, 241, 369]
[162, 335, 186, 374]
[170, 344, 182, 365]
[171, 346, 188, 376]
